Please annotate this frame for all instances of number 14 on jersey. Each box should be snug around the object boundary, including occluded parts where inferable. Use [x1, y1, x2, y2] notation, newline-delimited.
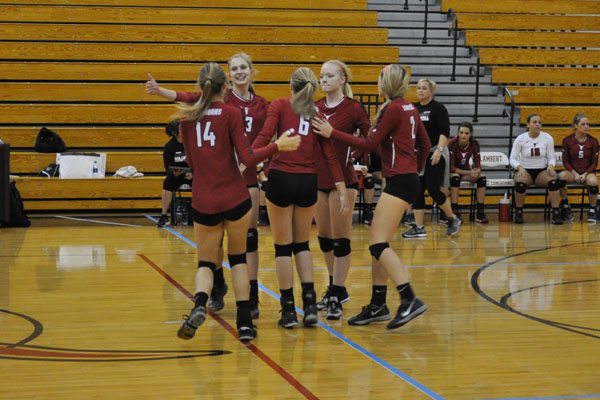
[196, 121, 216, 148]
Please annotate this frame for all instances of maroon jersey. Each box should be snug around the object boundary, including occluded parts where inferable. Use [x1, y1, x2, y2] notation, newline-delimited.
[561, 134, 599, 174]
[314, 97, 371, 189]
[448, 136, 481, 173]
[175, 90, 268, 185]
[329, 97, 431, 177]
[179, 101, 278, 214]
[252, 98, 343, 182]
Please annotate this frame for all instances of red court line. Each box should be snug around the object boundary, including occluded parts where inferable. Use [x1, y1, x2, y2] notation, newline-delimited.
[138, 254, 318, 400]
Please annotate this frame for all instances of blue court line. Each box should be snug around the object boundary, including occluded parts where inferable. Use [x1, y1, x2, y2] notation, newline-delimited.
[144, 215, 444, 400]
[477, 396, 600, 400]
[145, 216, 598, 400]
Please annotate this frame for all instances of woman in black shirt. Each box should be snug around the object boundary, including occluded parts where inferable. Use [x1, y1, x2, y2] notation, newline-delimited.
[403, 79, 461, 238]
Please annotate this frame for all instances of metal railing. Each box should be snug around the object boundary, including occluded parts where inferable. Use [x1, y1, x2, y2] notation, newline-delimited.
[469, 48, 481, 123]
[502, 87, 516, 151]
[353, 94, 381, 119]
[403, 0, 430, 44]
[448, 9, 459, 81]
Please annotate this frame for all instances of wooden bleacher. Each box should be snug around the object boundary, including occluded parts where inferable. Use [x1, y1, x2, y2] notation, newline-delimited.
[0, 0, 396, 212]
[442, 0, 600, 212]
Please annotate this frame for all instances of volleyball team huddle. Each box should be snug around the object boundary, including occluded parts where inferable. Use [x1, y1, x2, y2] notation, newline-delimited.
[145, 53, 463, 342]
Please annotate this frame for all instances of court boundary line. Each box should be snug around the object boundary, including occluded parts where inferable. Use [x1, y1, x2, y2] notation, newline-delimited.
[53, 215, 143, 227]
[145, 215, 444, 400]
[138, 253, 318, 400]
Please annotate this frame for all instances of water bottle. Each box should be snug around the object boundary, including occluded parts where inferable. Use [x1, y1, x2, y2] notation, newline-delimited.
[499, 193, 511, 222]
[92, 161, 99, 179]
[431, 203, 438, 224]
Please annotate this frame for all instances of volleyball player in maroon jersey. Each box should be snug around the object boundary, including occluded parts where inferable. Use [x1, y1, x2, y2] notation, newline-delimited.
[448, 122, 488, 223]
[171, 63, 299, 341]
[252, 67, 348, 329]
[313, 64, 432, 329]
[313, 60, 371, 320]
[145, 53, 267, 318]
[558, 113, 599, 222]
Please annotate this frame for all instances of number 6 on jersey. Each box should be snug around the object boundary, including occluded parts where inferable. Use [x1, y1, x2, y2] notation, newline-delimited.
[196, 121, 216, 148]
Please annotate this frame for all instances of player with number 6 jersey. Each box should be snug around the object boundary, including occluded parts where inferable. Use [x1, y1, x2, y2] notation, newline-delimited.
[251, 67, 347, 330]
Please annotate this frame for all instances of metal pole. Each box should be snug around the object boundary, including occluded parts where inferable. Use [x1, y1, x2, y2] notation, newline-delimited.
[473, 55, 480, 123]
[422, 0, 429, 44]
[451, 15, 458, 81]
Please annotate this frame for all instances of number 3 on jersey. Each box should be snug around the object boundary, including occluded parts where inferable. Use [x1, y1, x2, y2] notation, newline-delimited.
[245, 116, 253, 133]
[196, 121, 216, 148]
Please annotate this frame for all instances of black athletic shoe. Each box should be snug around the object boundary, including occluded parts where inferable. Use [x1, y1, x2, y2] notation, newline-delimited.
[402, 212, 416, 227]
[347, 303, 392, 326]
[278, 309, 299, 329]
[316, 287, 330, 311]
[588, 207, 597, 222]
[387, 298, 428, 330]
[363, 205, 374, 225]
[237, 322, 257, 341]
[177, 305, 206, 340]
[552, 209, 564, 225]
[157, 214, 169, 228]
[514, 209, 524, 224]
[475, 211, 489, 224]
[439, 210, 449, 225]
[250, 298, 260, 319]
[326, 296, 342, 320]
[317, 286, 350, 311]
[208, 283, 228, 312]
[561, 204, 574, 222]
[257, 209, 270, 226]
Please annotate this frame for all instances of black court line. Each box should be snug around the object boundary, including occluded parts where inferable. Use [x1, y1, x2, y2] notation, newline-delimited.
[471, 240, 600, 340]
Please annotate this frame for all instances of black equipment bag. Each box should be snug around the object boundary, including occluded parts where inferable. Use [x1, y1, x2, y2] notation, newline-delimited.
[35, 127, 67, 153]
[1, 182, 31, 228]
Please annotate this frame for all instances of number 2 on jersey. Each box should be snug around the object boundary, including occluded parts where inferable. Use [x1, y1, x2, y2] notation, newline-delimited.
[410, 115, 416, 139]
[196, 121, 216, 148]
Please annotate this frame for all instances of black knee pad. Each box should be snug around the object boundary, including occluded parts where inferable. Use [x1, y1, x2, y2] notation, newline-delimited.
[274, 243, 293, 258]
[369, 242, 390, 260]
[260, 180, 268, 192]
[318, 236, 334, 253]
[246, 228, 258, 252]
[558, 179, 567, 189]
[228, 253, 247, 268]
[450, 175, 461, 188]
[548, 179, 560, 191]
[363, 176, 374, 190]
[333, 238, 351, 257]
[476, 176, 487, 188]
[198, 261, 217, 272]
[292, 241, 310, 255]
[515, 182, 528, 194]
[589, 185, 599, 195]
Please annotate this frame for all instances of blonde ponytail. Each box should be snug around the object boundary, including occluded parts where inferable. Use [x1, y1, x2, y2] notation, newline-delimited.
[174, 62, 226, 122]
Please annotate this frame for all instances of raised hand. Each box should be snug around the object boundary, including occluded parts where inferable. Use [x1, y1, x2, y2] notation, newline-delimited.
[145, 73, 160, 95]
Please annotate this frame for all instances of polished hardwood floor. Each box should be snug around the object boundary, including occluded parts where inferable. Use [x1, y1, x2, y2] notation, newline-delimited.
[1, 212, 599, 400]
